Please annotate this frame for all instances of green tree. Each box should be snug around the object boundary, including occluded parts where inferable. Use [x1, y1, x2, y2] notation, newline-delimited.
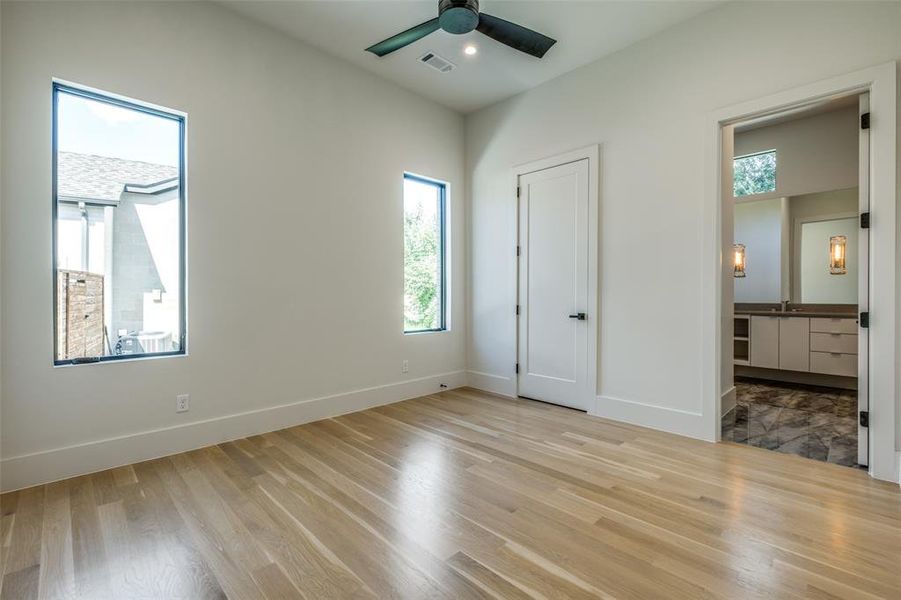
[404, 203, 440, 331]
[734, 151, 776, 197]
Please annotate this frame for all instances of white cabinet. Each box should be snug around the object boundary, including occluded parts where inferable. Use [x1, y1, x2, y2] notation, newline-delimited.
[809, 318, 858, 376]
[810, 317, 858, 335]
[750, 315, 809, 372]
[810, 333, 857, 354]
[750, 316, 779, 369]
[810, 352, 857, 377]
[778, 317, 810, 372]
[743, 314, 858, 378]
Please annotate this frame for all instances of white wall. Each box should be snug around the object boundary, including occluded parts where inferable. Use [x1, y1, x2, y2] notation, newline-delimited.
[465, 2, 901, 452]
[0, 1, 465, 490]
[734, 198, 784, 303]
[734, 105, 859, 201]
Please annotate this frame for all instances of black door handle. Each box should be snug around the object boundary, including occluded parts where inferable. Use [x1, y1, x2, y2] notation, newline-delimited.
[568, 313, 586, 320]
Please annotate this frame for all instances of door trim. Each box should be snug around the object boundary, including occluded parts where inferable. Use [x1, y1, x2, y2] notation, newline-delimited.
[512, 145, 600, 411]
[704, 62, 897, 483]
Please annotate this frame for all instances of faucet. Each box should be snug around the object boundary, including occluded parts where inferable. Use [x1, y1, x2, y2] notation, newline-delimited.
[780, 300, 788, 312]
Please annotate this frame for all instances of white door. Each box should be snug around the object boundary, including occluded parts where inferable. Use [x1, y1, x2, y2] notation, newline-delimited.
[857, 92, 869, 467]
[517, 159, 590, 410]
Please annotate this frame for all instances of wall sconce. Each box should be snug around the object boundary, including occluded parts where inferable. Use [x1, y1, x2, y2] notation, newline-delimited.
[733, 244, 746, 278]
[829, 235, 847, 275]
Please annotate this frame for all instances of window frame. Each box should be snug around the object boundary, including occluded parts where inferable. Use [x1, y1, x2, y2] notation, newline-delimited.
[402, 172, 447, 335]
[732, 148, 777, 197]
[51, 81, 187, 366]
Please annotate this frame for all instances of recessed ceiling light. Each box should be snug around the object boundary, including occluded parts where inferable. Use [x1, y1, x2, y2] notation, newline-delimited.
[464, 45, 478, 56]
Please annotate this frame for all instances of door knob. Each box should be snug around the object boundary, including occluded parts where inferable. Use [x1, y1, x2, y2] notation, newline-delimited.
[568, 313, 586, 320]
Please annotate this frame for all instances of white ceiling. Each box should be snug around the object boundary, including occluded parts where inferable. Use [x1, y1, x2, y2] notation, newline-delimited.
[223, 1, 722, 114]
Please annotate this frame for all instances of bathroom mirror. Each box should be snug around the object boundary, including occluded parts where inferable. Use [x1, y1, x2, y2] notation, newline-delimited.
[797, 216, 857, 303]
[733, 187, 858, 305]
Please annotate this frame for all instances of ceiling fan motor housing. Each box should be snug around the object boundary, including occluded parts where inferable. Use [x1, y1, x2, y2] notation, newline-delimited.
[438, 0, 480, 34]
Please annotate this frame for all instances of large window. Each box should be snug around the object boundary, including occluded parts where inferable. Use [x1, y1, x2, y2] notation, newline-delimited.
[733, 150, 777, 197]
[53, 83, 185, 364]
[403, 173, 446, 333]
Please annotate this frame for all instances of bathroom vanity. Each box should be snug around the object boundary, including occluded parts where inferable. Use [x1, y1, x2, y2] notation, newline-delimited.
[734, 306, 858, 385]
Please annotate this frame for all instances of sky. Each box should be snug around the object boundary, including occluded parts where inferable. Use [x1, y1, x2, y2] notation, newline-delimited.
[403, 177, 440, 223]
[57, 90, 180, 167]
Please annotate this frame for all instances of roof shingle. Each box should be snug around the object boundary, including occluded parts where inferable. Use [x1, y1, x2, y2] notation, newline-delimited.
[58, 152, 178, 203]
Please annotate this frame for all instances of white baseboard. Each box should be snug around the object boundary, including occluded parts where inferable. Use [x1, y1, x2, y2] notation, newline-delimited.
[466, 370, 515, 397]
[0, 370, 466, 492]
[721, 386, 737, 417]
[735, 366, 857, 390]
[895, 452, 901, 485]
[592, 394, 710, 441]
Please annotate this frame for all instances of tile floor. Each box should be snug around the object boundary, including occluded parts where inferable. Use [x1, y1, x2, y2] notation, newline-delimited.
[722, 378, 859, 467]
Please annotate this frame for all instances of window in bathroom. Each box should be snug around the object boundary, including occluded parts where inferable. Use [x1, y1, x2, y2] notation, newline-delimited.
[733, 150, 777, 197]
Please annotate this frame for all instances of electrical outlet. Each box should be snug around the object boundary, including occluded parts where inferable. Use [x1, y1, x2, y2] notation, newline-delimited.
[176, 394, 190, 413]
[402, 360, 409, 373]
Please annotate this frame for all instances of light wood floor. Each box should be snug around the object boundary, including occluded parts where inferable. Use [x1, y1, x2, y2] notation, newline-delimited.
[2, 388, 900, 599]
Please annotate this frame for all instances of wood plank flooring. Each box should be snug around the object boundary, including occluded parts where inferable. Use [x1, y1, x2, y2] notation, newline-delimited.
[2, 388, 900, 599]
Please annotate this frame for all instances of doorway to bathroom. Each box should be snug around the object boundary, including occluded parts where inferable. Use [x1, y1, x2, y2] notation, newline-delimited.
[720, 93, 869, 468]
[705, 64, 896, 482]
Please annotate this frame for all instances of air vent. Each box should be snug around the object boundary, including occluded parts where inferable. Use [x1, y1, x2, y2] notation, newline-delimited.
[419, 51, 456, 73]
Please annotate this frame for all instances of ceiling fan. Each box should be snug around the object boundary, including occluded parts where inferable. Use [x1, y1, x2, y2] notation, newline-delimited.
[365, 0, 556, 59]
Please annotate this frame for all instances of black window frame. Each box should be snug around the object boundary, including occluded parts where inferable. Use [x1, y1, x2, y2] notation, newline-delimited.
[52, 82, 187, 366]
[403, 172, 447, 334]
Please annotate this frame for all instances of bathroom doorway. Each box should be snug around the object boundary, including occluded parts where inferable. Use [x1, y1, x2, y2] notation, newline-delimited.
[720, 93, 869, 468]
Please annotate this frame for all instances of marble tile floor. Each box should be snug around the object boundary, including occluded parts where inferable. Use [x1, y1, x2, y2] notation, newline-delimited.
[722, 378, 860, 467]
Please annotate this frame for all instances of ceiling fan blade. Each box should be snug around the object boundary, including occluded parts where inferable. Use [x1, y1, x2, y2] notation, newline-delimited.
[365, 18, 441, 57]
[476, 13, 556, 58]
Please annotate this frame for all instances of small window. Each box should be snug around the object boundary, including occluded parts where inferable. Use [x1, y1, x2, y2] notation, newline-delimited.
[403, 173, 446, 333]
[733, 150, 777, 197]
[53, 83, 186, 364]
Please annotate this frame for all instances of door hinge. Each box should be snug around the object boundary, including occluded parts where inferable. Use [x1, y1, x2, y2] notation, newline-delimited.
[860, 311, 869, 328]
[860, 212, 870, 229]
[861, 112, 870, 130]
[516, 186, 521, 198]
[516, 245, 521, 257]
[515, 363, 519, 374]
[859, 410, 869, 428]
[515, 304, 520, 315]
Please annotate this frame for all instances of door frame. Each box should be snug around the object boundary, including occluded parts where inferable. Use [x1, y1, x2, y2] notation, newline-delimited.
[512, 145, 600, 410]
[703, 62, 897, 482]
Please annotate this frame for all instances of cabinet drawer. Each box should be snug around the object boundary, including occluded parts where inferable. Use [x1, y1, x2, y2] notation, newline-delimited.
[810, 332, 858, 354]
[809, 351, 857, 377]
[809, 317, 857, 334]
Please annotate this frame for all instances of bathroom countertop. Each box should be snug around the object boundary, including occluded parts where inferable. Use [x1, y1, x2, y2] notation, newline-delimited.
[734, 310, 858, 319]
